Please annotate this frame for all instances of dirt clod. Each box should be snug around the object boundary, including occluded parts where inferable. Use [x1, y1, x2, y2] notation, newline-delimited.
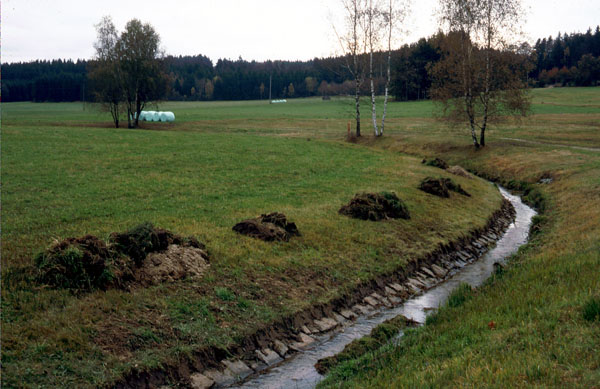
[233, 213, 300, 242]
[419, 178, 450, 197]
[419, 177, 471, 198]
[339, 192, 410, 221]
[423, 157, 449, 169]
[441, 178, 471, 197]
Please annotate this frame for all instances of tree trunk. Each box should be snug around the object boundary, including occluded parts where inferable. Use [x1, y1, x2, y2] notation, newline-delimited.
[355, 78, 361, 137]
[480, 3, 492, 148]
[127, 105, 134, 128]
[469, 116, 480, 148]
[381, 0, 393, 136]
[134, 98, 141, 128]
[368, 1, 378, 137]
[369, 50, 378, 136]
[480, 127, 486, 147]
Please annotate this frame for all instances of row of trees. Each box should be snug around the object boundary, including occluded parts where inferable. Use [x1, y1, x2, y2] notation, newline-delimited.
[4, 27, 598, 105]
[335, 0, 409, 136]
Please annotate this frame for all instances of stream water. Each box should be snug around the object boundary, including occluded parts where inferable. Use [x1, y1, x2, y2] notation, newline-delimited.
[233, 187, 536, 389]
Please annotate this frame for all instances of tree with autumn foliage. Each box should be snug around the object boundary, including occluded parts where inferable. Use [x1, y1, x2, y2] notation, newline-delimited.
[430, 0, 531, 148]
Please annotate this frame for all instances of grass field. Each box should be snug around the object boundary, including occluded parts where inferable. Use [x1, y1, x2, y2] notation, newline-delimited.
[1, 87, 599, 387]
[2, 94, 501, 387]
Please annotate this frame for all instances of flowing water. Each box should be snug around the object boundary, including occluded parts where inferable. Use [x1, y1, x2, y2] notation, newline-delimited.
[233, 187, 536, 389]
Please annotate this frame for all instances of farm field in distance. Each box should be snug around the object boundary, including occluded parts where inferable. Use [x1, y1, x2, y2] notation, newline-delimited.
[1, 87, 599, 387]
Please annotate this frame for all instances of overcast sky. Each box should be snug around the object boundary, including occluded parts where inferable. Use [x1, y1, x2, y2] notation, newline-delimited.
[2, 0, 599, 64]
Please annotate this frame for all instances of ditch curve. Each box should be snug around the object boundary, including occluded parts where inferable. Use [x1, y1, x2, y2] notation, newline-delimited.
[230, 187, 536, 389]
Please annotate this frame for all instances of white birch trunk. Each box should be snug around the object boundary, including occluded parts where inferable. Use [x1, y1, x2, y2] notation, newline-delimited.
[380, 0, 393, 136]
[370, 49, 379, 136]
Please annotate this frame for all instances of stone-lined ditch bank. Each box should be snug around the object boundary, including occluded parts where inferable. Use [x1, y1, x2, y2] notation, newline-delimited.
[115, 189, 527, 389]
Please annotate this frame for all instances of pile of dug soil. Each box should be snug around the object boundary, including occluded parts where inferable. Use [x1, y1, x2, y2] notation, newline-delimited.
[35, 235, 115, 290]
[419, 177, 471, 198]
[110, 222, 204, 266]
[34, 223, 209, 291]
[339, 192, 410, 221]
[447, 165, 473, 179]
[422, 157, 449, 170]
[442, 178, 471, 197]
[135, 244, 210, 286]
[233, 212, 300, 242]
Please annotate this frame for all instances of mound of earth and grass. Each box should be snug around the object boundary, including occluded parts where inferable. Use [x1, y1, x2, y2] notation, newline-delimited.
[232, 212, 300, 241]
[423, 157, 449, 170]
[34, 222, 209, 291]
[338, 192, 410, 221]
[419, 177, 471, 198]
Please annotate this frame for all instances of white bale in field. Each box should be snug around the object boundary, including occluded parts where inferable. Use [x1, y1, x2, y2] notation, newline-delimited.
[144, 111, 156, 121]
[162, 112, 175, 122]
[159, 112, 168, 122]
[152, 111, 160, 122]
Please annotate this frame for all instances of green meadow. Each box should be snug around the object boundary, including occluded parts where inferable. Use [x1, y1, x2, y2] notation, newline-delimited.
[1, 87, 599, 387]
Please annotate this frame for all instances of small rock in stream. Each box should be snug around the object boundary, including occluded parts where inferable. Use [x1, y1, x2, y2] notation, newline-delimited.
[256, 349, 283, 366]
[273, 340, 289, 357]
[190, 373, 215, 389]
[221, 360, 253, 379]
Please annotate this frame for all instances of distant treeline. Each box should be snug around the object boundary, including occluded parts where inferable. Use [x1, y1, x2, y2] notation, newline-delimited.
[3, 26, 599, 103]
[533, 26, 600, 86]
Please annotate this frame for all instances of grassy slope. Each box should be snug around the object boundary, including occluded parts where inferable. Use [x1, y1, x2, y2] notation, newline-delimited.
[1, 99, 501, 387]
[318, 87, 600, 387]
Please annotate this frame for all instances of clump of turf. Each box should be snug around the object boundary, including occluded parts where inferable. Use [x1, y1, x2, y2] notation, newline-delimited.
[315, 315, 413, 374]
[339, 192, 410, 221]
[34, 223, 207, 291]
[441, 178, 471, 197]
[109, 222, 204, 266]
[419, 177, 471, 198]
[34, 235, 115, 290]
[423, 157, 449, 170]
[233, 212, 300, 242]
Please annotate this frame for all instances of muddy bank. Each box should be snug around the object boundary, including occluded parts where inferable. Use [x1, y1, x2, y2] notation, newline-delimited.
[112, 196, 515, 389]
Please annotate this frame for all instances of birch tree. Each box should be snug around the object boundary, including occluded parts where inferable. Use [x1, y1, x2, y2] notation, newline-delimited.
[431, 0, 529, 147]
[335, 0, 369, 137]
[366, 0, 409, 137]
[380, 0, 409, 136]
[89, 16, 123, 128]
